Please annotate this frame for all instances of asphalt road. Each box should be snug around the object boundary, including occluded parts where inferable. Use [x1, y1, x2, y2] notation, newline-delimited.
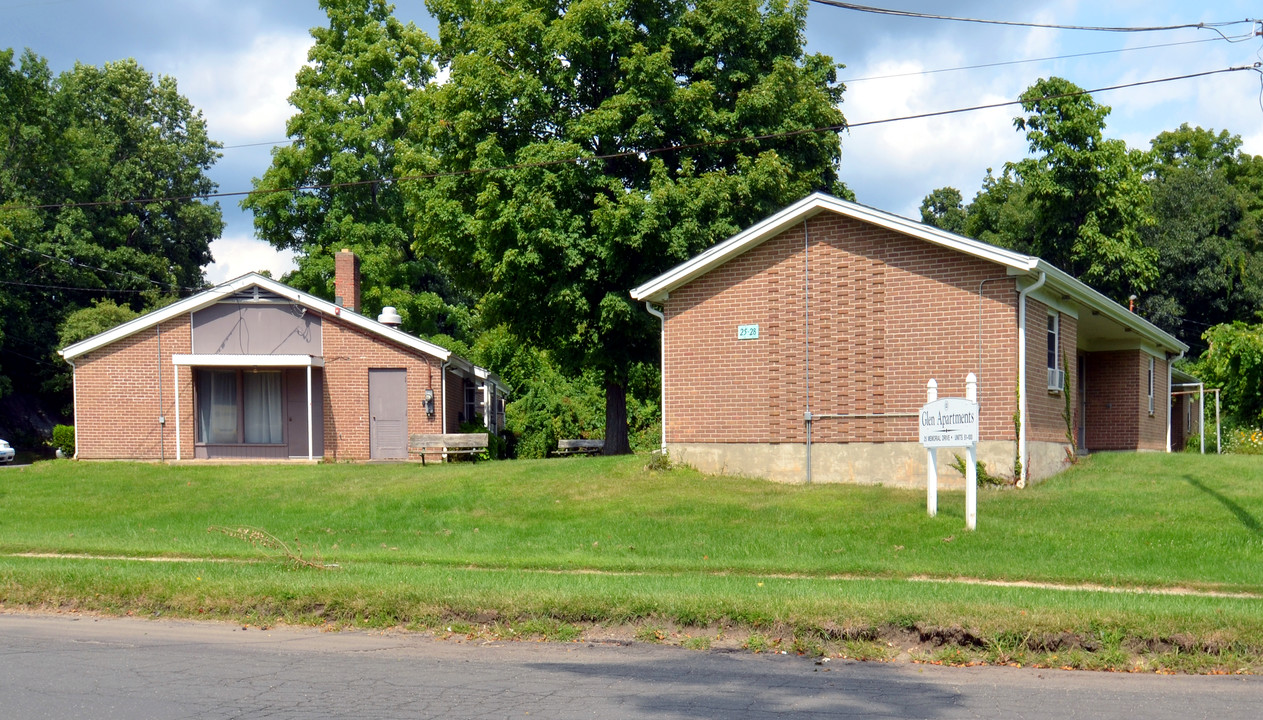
[1, 612, 1259, 719]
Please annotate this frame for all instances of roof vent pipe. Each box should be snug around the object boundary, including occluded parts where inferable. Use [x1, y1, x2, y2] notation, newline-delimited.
[378, 306, 402, 327]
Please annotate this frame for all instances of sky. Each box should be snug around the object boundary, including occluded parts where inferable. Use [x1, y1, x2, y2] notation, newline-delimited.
[3, 1, 1261, 284]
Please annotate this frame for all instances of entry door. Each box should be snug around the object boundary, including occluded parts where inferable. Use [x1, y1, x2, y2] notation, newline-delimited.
[369, 368, 408, 459]
[286, 368, 324, 458]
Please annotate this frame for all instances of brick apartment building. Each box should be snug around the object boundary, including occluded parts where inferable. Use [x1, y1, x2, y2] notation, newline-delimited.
[59, 251, 507, 461]
[631, 193, 1191, 487]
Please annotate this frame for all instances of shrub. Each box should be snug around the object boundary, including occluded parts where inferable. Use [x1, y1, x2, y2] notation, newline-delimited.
[51, 425, 75, 458]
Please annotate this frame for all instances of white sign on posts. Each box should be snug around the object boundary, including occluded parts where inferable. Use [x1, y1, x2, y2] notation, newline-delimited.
[921, 374, 980, 530]
[919, 398, 980, 447]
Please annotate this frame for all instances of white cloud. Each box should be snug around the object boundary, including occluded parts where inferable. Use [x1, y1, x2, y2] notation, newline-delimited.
[839, 41, 1033, 217]
[206, 236, 298, 285]
[165, 32, 313, 144]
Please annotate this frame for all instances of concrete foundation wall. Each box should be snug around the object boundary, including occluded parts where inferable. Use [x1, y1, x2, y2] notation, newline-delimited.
[670, 440, 1071, 487]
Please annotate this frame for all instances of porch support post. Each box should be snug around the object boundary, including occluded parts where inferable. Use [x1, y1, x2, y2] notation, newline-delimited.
[1199, 382, 1205, 455]
[307, 364, 314, 461]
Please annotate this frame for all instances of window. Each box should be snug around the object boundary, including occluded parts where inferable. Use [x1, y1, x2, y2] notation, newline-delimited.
[463, 379, 477, 425]
[1148, 357, 1156, 416]
[1046, 313, 1059, 370]
[1046, 313, 1065, 392]
[197, 371, 238, 444]
[196, 369, 284, 444]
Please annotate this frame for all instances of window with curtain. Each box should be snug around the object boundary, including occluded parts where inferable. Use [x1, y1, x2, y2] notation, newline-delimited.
[196, 369, 285, 444]
[196, 370, 238, 444]
[244, 372, 283, 444]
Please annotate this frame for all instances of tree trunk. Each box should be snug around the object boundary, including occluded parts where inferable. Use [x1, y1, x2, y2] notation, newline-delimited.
[603, 378, 631, 455]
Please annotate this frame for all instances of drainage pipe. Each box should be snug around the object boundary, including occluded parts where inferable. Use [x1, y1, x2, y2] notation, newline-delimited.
[803, 221, 812, 484]
[1165, 350, 1184, 452]
[1016, 272, 1046, 488]
[644, 301, 667, 454]
[67, 358, 78, 459]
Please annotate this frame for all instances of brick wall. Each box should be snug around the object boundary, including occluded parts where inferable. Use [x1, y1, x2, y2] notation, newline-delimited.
[73, 316, 191, 460]
[663, 213, 1024, 447]
[1083, 349, 1168, 451]
[73, 308, 449, 461]
[320, 318, 445, 460]
[1024, 301, 1078, 444]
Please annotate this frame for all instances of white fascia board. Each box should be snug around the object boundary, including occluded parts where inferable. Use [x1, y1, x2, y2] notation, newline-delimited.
[474, 366, 512, 395]
[59, 272, 453, 363]
[173, 354, 325, 368]
[629, 192, 1038, 303]
[1034, 261, 1188, 354]
[60, 274, 261, 360]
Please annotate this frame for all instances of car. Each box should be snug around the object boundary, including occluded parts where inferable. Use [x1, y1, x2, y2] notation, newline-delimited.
[0, 439, 14, 463]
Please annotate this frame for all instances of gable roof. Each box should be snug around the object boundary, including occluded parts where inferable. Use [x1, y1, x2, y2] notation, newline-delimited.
[59, 272, 454, 363]
[630, 192, 1188, 355]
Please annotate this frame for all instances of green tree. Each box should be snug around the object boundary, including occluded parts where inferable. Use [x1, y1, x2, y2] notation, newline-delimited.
[406, 0, 848, 453]
[244, 0, 474, 339]
[959, 78, 1155, 301]
[1139, 125, 1263, 351]
[0, 50, 222, 404]
[1010, 77, 1156, 298]
[1192, 322, 1263, 428]
[919, 186, 968, 234]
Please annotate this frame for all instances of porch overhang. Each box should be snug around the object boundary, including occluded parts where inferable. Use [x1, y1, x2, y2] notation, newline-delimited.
[170, 354, 323, 462]
[171, 354, 325, 368]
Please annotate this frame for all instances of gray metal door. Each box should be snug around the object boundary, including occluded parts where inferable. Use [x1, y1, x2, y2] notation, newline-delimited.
[286, 368, 324, 458]
[369, 368, 407, 459]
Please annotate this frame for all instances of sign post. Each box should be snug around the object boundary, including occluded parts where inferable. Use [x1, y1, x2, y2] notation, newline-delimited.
[920, 374, 980, 530]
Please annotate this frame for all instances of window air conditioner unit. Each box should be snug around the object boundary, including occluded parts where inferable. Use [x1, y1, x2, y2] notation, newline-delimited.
[1047, 367, 1065, 393]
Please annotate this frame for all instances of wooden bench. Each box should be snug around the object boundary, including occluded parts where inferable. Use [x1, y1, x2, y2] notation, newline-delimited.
[555, 438, 603, 456]
[409, 433, 489, 465]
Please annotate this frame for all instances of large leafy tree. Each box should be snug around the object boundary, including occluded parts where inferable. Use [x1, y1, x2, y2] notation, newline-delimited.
[961, 77, 1155, 301]
[1139, 124, 1263, 351]
[405, 0, 848, 453]
[245, 0, 474, 339]
[0, 49, 221, 404]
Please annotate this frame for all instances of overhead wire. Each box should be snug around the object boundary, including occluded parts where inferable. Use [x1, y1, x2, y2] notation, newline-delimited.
[840, 34, 1254, 83]
[1, 64, 1258, 216]
[0, 238, 199, 294]
[807, 1, 1260, 43]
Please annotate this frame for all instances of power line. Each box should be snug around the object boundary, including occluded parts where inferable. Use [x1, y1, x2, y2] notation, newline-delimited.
[2, 64, 1257, 214]
[0, 238, 199, 294]
[221, 139, 296, 150]
[0, 279, 154, 293]
[840, 35, 1252, 83]
[808, 1, 1260, 41]
[845, 64, 1260, 128]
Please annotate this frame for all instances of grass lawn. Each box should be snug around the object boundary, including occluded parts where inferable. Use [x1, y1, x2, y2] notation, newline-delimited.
[2, 451, 1261, 672]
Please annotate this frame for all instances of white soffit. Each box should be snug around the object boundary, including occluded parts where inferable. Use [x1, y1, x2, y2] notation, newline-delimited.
[172, 354, 325, 368]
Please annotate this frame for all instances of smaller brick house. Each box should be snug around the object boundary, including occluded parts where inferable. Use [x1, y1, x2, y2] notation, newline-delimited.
[59, 251, 507, 462]
[630, 193, 1191, 487]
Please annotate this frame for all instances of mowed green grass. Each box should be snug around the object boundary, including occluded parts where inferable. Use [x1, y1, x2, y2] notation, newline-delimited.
[1, 452, 1261, 669]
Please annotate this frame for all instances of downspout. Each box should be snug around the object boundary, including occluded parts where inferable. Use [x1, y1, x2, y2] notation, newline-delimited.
[1165, 351, 1183, 452]
[1016, 271, 1046, 488]
[644, 301, 667, 454]
[803, 221, 812, 484]
[157, 324, 164, 462]
[67, 358, 78, 459]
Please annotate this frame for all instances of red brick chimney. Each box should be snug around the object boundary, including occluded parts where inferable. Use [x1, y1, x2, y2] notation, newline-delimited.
[334, 249, 360, 313]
